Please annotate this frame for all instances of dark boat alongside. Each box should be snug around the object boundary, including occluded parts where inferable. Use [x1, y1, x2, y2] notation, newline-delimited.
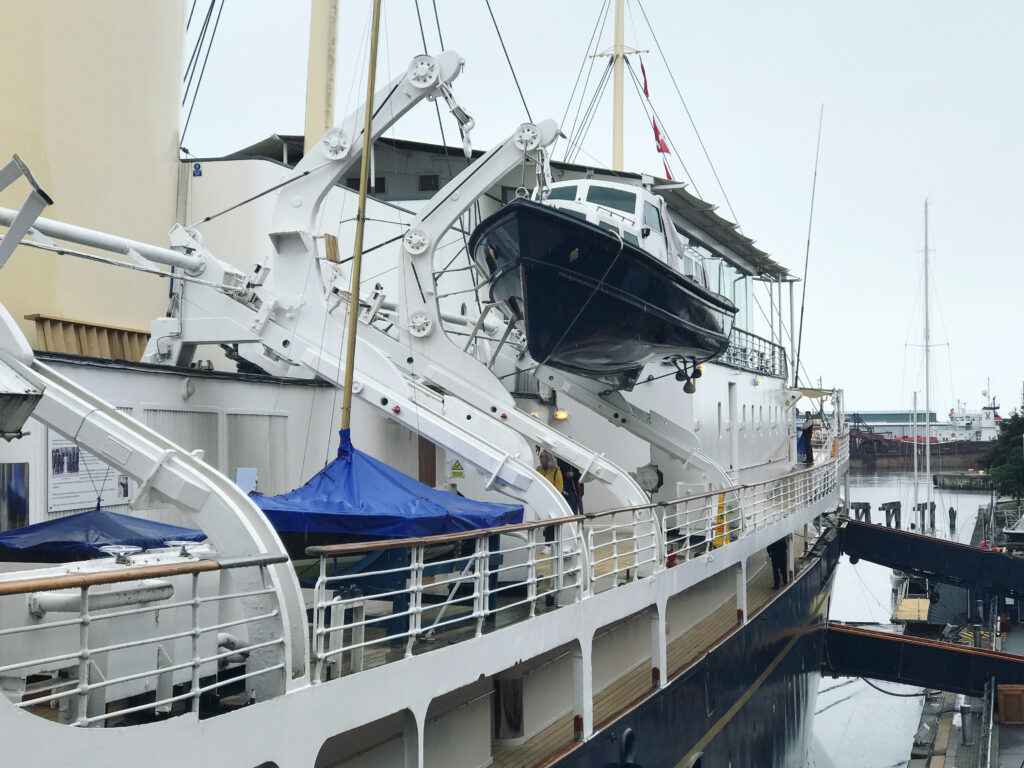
[471, 183, 737, 390]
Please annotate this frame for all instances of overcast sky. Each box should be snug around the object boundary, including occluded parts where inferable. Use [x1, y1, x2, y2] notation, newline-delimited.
[183, 0, 1023, 414]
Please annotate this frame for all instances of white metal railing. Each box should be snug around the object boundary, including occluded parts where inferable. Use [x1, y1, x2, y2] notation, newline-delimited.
[722, 328, 787, 379]
[0, 554, 287, 726]
[308, 435, 849, 680]
[307, 519, 586, 682]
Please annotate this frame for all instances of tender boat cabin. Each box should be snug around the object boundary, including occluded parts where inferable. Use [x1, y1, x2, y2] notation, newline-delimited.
[539, 179, 708, 285]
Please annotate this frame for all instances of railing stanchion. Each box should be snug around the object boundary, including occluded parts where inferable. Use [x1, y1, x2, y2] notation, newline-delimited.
[527, 527, 538, 617]
[75, 586, 90, 726]
[405, 546, 424, 658]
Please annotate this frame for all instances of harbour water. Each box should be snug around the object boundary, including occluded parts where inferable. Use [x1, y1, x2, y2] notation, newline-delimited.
[809, 472, 994, 768]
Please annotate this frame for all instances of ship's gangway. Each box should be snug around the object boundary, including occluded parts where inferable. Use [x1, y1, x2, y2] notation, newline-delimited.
[822, 623, 1024, 697]
[840, 518, 1024, 599]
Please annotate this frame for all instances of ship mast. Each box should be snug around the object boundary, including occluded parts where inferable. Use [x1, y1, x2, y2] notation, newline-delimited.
[923, 200, 932, 531]
[612, 0, 625, 170]
[304, 0, 339, 155]
[340, 0, 383, 432]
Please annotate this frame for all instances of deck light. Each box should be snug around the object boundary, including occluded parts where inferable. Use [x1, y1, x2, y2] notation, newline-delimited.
[554, 410, 569, 421]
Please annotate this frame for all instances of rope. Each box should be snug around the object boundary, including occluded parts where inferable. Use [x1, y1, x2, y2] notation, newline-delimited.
[859, 677, 928, 697]
[484, 0, 532, 122]
[181, 0, 227, 147]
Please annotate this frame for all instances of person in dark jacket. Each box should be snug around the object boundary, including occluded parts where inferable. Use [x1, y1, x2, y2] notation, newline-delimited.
[767, 538, 788, 589]
[557, 458, 584, 515]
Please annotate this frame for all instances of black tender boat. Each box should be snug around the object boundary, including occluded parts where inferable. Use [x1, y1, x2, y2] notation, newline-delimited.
[470, 193, 738, 389]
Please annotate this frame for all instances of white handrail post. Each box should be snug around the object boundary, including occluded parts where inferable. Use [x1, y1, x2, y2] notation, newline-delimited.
[75, 586, 90, 726]
[474, 535, 487, 636]
[405, 546, 424, 658]
[190, 572, 202, 710]
[527, 527, 538, 617]
[313, 557, 327, 683]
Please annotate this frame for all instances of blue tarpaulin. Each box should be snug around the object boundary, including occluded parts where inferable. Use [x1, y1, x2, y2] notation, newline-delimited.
[251, 430, 523, 538]
[0, 508, 206, 562]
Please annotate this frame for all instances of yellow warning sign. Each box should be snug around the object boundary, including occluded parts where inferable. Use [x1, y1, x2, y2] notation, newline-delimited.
[451, 460, 464, 478]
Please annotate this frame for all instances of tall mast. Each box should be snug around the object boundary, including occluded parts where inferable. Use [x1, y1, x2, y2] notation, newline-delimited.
[612, 0, 625, 171]
[923, 200, 932, 528]
[912, 391, 918, 521]
[339, 0, 383, 432]
[304, 0, 339, 155]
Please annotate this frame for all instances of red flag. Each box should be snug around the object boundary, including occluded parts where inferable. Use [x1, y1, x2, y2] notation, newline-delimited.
[652, 118, 670, 154]
[642, 57, 671, 178]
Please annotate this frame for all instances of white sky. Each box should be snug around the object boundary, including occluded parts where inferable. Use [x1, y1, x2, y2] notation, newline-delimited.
[182, 0, 1023, 414]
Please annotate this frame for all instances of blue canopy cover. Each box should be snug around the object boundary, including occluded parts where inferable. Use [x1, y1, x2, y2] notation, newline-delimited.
[251, 430, 523, 538]
[0, 508, 206, 562]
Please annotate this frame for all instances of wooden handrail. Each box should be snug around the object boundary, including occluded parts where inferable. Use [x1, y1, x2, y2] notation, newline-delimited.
[305, 515, 586, 558]
[0, 559, 222, 597]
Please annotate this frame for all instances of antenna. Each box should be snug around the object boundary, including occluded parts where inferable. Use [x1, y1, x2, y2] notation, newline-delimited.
[793, 105, 824, 387]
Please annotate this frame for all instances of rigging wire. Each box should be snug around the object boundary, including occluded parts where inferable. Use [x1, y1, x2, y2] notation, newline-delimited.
[565, 61, 614, 165]
[181, 0, 227, 147]
[634, 0, 740, 225]
[625, 59, 701, 187]
[182, 0, 215, 97]
[557, 0, 612, 153]
[185, 0, 200, 31]
[794, 105, 824, 388]
[563, 27, 612, 162]
[484, 0, 532, 122]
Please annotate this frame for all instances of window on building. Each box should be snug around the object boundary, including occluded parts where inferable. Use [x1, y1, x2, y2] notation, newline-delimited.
[345, 177, 386, 193]
[418, 174, 440, 193]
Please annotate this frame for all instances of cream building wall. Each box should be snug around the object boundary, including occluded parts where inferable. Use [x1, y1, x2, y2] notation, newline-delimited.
[0, 1, 186, 347]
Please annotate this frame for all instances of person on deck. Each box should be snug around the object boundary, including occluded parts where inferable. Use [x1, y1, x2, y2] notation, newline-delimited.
[536, 450, 563, 492]
[767, 538, 788, 590]
[802, 411, 817, 466]
[557, 458, 584, 515]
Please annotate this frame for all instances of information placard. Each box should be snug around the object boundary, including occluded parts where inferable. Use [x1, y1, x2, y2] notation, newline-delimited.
[47, 431, 130, 513]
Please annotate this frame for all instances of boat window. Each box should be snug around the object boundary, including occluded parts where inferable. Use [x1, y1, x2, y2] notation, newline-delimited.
[643, 202, 664, 234]
[547, 185, 577, 201]
[586, 185, 637, 214]
[560, 209, 587, 221]
[598, 221, 621, 237]
[622, 231, 640, 246]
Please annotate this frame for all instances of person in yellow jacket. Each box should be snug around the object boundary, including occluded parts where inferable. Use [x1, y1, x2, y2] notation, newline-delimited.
[536, 450, 563, 492]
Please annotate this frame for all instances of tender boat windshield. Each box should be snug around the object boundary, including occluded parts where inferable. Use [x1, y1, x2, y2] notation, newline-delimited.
[547, 184, 577, 201]
[586, 185, 637, 214]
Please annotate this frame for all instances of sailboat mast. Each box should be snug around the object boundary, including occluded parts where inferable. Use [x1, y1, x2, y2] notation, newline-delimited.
[923, 200, 932, 527]
[612, 0, 625, 171]
[913, 390, 918, 518]
[339, 0, 383, 432]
